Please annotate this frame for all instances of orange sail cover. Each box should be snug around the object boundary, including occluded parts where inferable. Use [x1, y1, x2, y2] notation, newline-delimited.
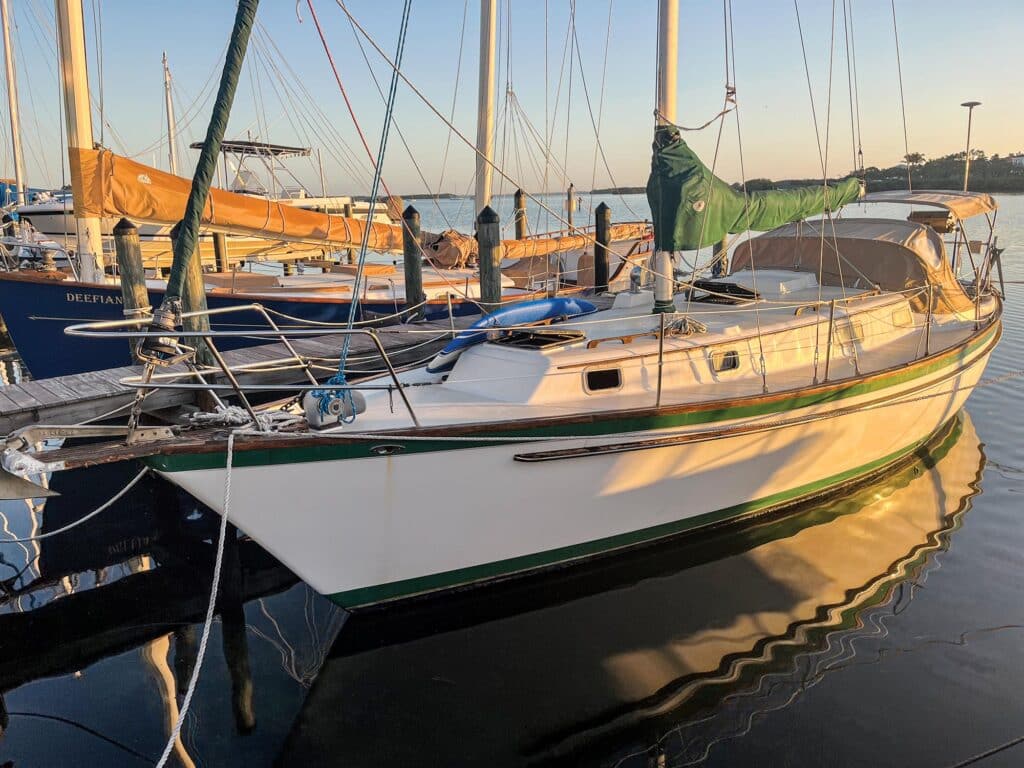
[70, 147, 405, 252]
[70, 147, 649, 257]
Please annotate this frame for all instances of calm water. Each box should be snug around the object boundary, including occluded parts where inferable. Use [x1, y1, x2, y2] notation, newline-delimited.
[0, 195, 1022, 767]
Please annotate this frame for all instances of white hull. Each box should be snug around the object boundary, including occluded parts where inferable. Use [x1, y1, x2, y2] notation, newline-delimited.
[158, 323, 995, 606]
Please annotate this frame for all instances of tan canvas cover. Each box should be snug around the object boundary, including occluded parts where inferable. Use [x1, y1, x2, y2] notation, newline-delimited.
[424, 229, 477, 269]
[70, 148, 650, 261]
[71, 148, 407, 252]
[730, 218, 974, 314]
[861, 190, 997, 219]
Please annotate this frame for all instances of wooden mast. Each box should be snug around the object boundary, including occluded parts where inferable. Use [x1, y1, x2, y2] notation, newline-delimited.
[55, 0, 104, 282]
[0, 0, 25, 205]
[474, 0, 496, 216]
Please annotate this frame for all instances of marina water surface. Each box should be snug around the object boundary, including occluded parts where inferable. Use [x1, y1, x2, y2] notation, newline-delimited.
[1, 194, 1022, 767]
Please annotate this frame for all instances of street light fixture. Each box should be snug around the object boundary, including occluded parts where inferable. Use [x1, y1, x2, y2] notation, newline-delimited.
[961, 100, 981, 191]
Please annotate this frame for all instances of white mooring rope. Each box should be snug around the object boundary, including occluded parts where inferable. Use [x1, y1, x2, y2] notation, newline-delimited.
[0, 466, 150, 544]
[155, 432, 235, 768]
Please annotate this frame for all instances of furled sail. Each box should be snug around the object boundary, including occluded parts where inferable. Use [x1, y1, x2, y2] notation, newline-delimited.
[69, 147, 649, 259]
[70, 147, 406, 252]
[646, 126, 863, 251]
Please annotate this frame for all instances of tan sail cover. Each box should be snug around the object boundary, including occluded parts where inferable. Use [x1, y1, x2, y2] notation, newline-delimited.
[423, 222, 650, 265]
[70, 147, 651, 259]
[730, 218, 974, 314]
[71, 148, 406, 251]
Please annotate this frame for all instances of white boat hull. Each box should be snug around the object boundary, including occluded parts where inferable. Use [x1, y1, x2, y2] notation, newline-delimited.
[155, 322, 997, 607]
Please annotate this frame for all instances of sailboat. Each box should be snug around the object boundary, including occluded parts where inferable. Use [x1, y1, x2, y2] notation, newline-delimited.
[277, 412, 982, 765]
[0, 0, 650, 379]
[0, 0, 1003, 611]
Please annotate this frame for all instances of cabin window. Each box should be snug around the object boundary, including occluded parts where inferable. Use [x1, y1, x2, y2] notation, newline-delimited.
[892, 307, 914, 328]
[585, 368, 622, 393]
[835, 319, 865, 345]
[711, 349, 740, 372]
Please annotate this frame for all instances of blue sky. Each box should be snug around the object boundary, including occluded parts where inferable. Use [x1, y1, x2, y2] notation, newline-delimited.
[5, 1, 1023, 196]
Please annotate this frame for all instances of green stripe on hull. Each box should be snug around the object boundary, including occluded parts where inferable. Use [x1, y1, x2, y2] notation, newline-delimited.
[329, 428, 939, 608]
[147, 321, 999, 473]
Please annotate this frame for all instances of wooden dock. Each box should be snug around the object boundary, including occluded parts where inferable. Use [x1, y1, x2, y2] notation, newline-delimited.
[0, 317, 470, 434]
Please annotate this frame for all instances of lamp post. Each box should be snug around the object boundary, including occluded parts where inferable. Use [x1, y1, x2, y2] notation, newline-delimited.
[961, 100, 981, 191]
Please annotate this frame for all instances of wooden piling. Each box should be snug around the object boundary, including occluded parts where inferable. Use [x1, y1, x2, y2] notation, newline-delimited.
[477, 205, 502, 311]
[514, 188, 528, 239]
[112, 219, 150, 318]
[170, 220, 211, 364]
[343, 202, 355, 264]
[402, 205, 425, 320]
[566, 183, 575, 229]
[594, 202, 611, 293]
[212, 231, 228, 272]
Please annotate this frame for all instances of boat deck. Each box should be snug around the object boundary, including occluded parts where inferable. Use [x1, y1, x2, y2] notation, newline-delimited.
[0, 316, 476, 434]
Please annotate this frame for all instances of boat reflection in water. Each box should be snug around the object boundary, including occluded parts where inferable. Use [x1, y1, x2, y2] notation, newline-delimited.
[0, 463, 345, 767]
[280, 412, 985, 767]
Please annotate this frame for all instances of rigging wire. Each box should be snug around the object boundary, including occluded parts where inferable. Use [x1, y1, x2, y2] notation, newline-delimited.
[841, 0, 863, 173]
[309, 0, 413, 414]
[725, 0, 770, 394]
[562, 0, 575, 225]
[568, 2, 644, 221]
[343, 10, 455, 228]
[435, 0, 469, 199]
[587, 0, 614, 212]
[847, 0, 864, 171]
[90, 0, 103, 147]
[250, 25, 375, 190]
[890, 0, 912, 190]
[332, 0, 624, 248]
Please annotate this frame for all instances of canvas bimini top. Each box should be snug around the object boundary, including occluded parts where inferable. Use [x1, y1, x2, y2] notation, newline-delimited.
[860, 190, 998, 219]
[730, 217, 975, 314]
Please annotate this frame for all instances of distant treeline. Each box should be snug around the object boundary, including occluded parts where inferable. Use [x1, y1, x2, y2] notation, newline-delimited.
[592, 151, 1024, 196]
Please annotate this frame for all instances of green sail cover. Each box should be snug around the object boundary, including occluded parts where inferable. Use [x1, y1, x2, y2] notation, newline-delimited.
[646, 126, 863, 251]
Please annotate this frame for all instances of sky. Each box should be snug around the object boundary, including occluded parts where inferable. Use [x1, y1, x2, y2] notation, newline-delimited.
[4, 0, 1023, 198]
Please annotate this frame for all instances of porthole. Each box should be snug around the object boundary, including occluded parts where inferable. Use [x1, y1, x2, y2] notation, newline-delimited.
[711, 349, 740, 372]
[585, 368, 622, 392]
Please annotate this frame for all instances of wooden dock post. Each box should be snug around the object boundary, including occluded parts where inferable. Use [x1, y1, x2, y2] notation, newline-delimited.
[566, 183, 575, 228]
[170, 220, 211, 363]
[113, 219, 150, 319]
[343, 201, 355, 264]
[477, 205, 502, 311]
[113, 219, 149, 359]
[594, 202, 611, 293]
[402, 205, 425, 320]
[212, 231, 228, 272]
[514, 188, 528, 239]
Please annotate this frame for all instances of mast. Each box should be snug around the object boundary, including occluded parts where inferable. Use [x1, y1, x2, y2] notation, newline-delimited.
[163, 52, 179, 176]
[652, 0, 678, 313]
[655, 0, 678, 125]
[55, 0, 104, 283]
[0, 0, 25, 206]
[473, 0, 496, 216]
